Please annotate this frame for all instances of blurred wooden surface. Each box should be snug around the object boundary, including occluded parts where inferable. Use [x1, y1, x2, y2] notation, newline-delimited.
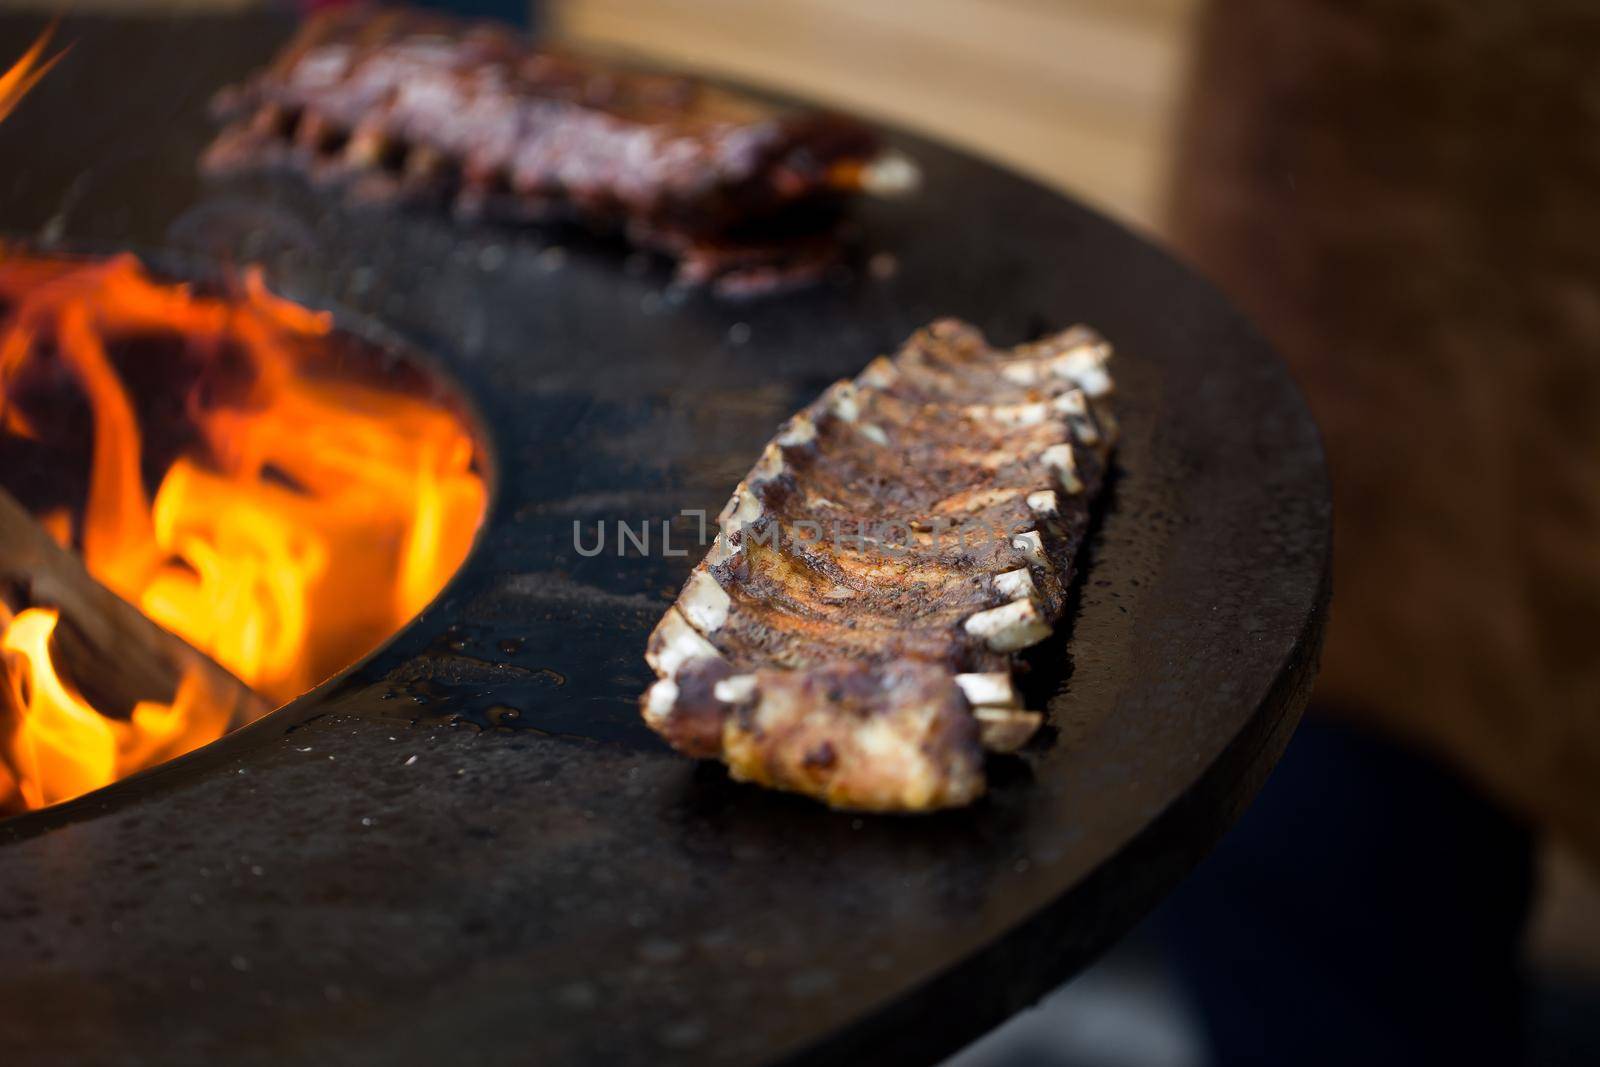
[551, 0, 1199, 232]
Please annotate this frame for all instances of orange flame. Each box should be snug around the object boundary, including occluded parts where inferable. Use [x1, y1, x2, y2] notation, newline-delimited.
[0, 24, 67, 126]
[0, 251, 486, 813]
[0, 604, 237, 811]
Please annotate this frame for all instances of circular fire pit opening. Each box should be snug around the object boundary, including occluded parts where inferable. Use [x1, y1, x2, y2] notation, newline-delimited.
[0, 247, 491, 816]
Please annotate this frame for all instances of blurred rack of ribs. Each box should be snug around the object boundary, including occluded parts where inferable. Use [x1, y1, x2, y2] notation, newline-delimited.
[203, 6, 916, 295]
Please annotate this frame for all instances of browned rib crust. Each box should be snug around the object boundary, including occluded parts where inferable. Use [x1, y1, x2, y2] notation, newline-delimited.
[202, 7, 896, 292]
[642, 319, 1116, 811]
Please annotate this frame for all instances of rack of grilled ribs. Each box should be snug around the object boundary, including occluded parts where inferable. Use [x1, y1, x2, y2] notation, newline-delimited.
[641, 319, 1116, 811]
[203, 7, 914, 294]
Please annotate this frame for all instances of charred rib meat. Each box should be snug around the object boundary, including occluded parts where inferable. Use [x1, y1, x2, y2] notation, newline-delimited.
[642, 320, 1117, 811]
[203, 8, 912, 292]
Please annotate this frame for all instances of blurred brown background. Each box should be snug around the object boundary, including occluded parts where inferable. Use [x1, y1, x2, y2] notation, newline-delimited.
[552, 0, 1197, 233]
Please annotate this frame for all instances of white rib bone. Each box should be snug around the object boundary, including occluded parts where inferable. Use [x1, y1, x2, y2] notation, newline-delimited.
[966, 399, 1052, 427]
[964, 598, 1052, 651]
[1052, 390, 1088, 417]
[713, 674, 759, 705]
[1026, 490, 1059, 515]
[646, 608, 723, 678]
[828, 381, 861, 423]
[999, 361, 1045, 387]
[1068, 416, 1101, 446]
[642, 679, 680, 727]
[857, 357, 899, 389]
[679, 569, 731, 633]
[750, 442, 785, 481]
[999, 337, 1113, 394]
[994, 567, 1038, 601]
[1010, 530, 1049, 570]
[1040, 443, 1084, 494]
[706, 533, 739, 566]
[775, 415, 816, 447]
[955, 672, 1020, 709]
[1048, 389, 1101, 446]
[719, 487, 764, 530]
[974, 707, 1044, 752]
[1053, 346, 1114, 398]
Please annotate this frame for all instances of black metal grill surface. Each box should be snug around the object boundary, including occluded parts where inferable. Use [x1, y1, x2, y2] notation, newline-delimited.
[0, 15, 1330, 1067]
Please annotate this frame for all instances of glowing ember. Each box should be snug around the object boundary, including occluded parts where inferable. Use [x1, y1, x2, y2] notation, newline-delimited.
[0, 24, 66, 126]
[0, 251, 487, 813]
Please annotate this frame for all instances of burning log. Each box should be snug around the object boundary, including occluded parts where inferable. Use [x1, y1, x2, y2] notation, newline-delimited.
[0, 250, 486, 812]
[0, 485, 267, 742]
